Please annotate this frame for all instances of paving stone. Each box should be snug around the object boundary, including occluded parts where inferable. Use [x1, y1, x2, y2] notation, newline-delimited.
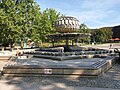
[1, 63, 120, 90]
[1, 44, 120, 90]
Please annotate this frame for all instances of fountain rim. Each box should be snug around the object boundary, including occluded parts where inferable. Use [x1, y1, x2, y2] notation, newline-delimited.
[45, 33, 91, 40]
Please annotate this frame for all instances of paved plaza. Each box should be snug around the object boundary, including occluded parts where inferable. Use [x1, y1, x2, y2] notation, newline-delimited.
[0, 43, 120, 90]
[1, 62, 120, 90]
[81, 43, 120, 51]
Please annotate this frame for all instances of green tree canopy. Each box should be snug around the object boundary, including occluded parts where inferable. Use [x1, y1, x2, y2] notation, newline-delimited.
[0, 0, 61, 47]
[93, 27, 113, 43]
[0, 0, 42, 45]
[38, 8, 61, 42]
[79, 23, 90, 33]
[78, 23, 91, 44]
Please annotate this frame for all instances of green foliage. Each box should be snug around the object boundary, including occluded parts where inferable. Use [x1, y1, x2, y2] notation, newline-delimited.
[93, 27, 113, 43]
[0, 0, 18, 44]
[38, 8, 61, 42]
[0, 0, 61, 46]
[79, 23, 91, 44]
[79, 23, 90, 33]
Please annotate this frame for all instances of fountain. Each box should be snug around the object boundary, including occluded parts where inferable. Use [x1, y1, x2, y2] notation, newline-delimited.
[45, 16, 91, 52]
[2, 16, 119, 77]
[33, 16, 111, 60]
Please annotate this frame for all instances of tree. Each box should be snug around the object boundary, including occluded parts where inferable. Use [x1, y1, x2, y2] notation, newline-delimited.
[0, 0, 61, 47]
[0, 0, 19, 46]
[0, 0, 42, 46]
[79, 23, 90, 33]
[39, 8, 61, 42]
[93, 27, 113, 43]
[15, 0, 42, 45]
[79, 23, 91, 44]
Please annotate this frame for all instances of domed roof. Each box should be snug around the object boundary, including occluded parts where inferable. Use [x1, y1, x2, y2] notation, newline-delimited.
[54, 16, 80, 33]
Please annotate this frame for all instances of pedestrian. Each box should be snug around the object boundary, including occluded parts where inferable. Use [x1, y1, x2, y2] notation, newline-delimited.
[16, 48, 21, 56]
[109, 44, 112, 49]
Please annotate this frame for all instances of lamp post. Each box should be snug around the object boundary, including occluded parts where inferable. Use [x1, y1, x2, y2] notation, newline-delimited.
[9, 39, 13, 51]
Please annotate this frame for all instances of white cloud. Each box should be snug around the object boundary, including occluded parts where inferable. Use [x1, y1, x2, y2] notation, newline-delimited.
[63, 8, 114, 26]
[35, 0, 120, 28]
[71, 0, 120, 28]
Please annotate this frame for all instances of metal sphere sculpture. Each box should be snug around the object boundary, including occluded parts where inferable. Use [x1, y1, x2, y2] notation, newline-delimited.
[54, 16, 80, 33]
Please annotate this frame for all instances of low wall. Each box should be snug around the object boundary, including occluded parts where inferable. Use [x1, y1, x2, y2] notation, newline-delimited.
[0, 56, 12, 61]
[2, 57, 119, 77]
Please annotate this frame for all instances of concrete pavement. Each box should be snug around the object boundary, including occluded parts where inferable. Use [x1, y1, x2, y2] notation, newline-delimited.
[1, 43, 120, 90]
[0, 79, 120, 90]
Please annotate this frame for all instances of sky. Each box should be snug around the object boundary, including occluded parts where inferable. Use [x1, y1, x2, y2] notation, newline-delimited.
[34, 0, 120, 29]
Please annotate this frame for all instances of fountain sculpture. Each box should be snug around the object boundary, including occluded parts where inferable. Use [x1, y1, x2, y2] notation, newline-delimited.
[2, 16, 118, 77]
[33, 16, 112, 60]
[45, 16, 91, 52]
